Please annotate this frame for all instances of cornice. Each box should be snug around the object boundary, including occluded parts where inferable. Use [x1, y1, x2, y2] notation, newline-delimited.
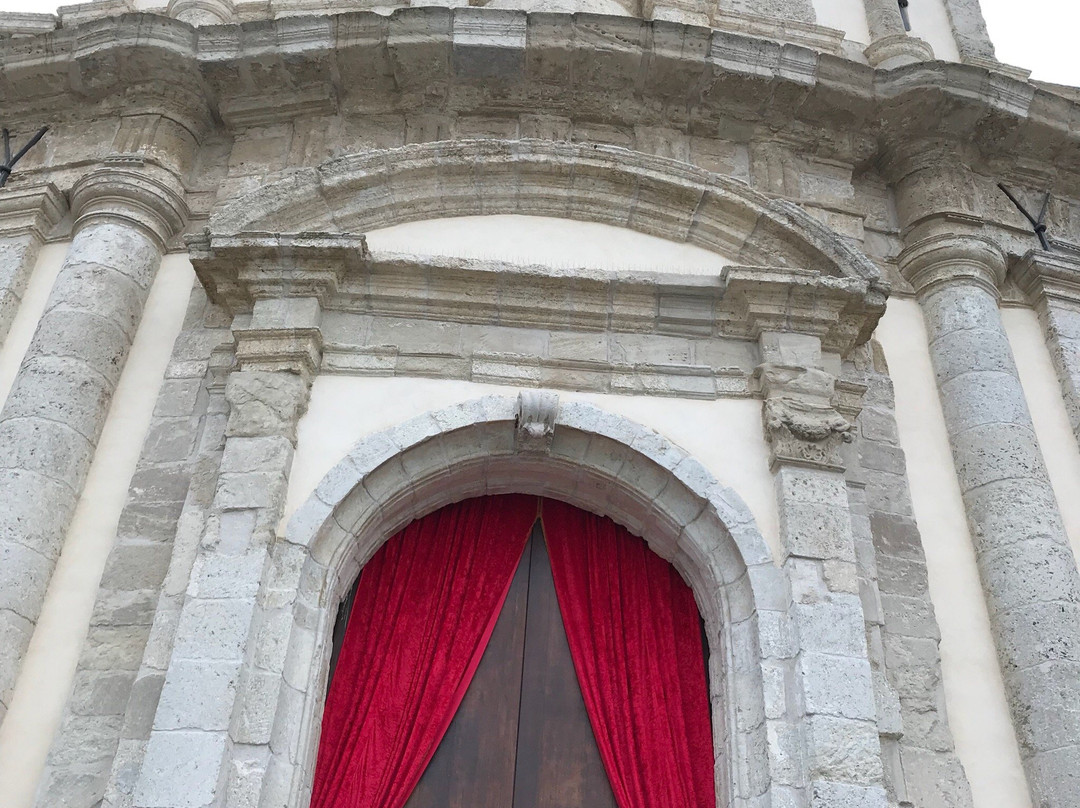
[189, 233, 885, 355]
[70, 156, 189, 249]
[0, 11, 1078, 177]
[0, 182, 67, 239]
[1013, 249, 1080, 308]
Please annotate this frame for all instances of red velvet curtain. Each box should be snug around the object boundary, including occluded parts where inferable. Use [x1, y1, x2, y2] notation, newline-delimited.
[310, 494, 538, 808]
[541, 498, 716, 808]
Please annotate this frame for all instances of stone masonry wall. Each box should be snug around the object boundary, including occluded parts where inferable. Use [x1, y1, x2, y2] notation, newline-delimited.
[846, 342, 972, 808]
[36, 282, 233, 807]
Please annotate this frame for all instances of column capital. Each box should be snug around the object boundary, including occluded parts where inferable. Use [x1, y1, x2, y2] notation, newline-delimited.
[1013, 249, 1080, 308]
[897, 233, 1006, 298]
[70, 156, 188, 250]
[0, 182, 66, 240]
[752, 362, 853, 472]
[864, 34, 935, 69]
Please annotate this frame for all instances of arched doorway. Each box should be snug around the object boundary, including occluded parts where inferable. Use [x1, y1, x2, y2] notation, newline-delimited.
[313, 495, 715, 808]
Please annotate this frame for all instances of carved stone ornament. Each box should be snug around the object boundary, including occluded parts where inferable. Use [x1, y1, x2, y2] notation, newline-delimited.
[515, 390, 559, 454]
[754, 363, 852, 471]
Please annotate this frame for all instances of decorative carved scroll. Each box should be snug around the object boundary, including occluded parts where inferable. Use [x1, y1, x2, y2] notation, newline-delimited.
[754, 363, 852, 471]
[515, 390, 559, 454]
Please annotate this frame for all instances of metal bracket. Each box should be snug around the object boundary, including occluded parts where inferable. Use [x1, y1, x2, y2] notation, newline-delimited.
[897, 0, 911, 31]
[0, 126, 49, 189]
[999, 183, 1052, 251]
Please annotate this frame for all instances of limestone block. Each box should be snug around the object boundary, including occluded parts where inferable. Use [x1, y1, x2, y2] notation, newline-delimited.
[809, 780, 888, 808]
[225, 371, 308, 440]
[799, 653, 877, 720]
[134, 730, 228, 808]
[805, 715, 884, 784]
[155, 660, 240, 732]
[794, 597, 868, 656]
[172, 599, 257, 662]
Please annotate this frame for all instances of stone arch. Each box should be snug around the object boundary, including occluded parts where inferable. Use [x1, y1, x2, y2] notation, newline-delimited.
[209, 139, 882, 285]
[257, 394, 793, 808]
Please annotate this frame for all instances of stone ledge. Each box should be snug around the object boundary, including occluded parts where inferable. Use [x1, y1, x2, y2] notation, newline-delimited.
[0, 10, 1077, 179]
[190, 234, 885, 355]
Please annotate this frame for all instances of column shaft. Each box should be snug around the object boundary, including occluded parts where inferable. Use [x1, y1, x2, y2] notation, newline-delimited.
[906, 240, 1080, 808]
[0, 162, 185, 717]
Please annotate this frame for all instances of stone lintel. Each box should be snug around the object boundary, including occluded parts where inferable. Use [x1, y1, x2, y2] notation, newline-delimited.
[191, 234, 885, 356]
[1013, 249, 1080, 307]
[897, 232, 1007, 298]
[0, 182, 67, 239]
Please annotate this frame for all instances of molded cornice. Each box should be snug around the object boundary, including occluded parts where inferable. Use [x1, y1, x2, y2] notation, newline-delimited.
[188, 232, 885, 355]
[0, 10, 1078, 178]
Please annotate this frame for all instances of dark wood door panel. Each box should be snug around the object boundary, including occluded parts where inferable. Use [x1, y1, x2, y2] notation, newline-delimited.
[402, 526, 534, 808]
[513, 527, 619, 808]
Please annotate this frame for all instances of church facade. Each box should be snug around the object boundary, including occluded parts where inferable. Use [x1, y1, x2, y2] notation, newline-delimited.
[0, 1, 1079, 807]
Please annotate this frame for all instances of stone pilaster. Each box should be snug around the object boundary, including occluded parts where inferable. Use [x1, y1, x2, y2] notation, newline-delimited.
[0, 182, 66, 345]
[1013, 249, 1080, 445]
[754, 331, 888, 808]
[940, 0, 996, 64]
[898, 234, 1080, 808]
[0, 157, 187, 719]
[132, 299, 320, 808]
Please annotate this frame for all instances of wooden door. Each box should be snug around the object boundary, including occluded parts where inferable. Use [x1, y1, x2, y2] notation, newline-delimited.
[331, 516, 706, 808]
[401, 521, 618, 808]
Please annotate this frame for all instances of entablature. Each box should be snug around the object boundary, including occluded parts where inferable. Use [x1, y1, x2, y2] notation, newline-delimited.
[189, 230, 885, 359]
[1, 9, 1078, 181]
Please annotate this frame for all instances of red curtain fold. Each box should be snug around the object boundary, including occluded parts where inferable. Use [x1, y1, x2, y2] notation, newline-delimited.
[541, 497, 716, 808]
[310, 494, 538, 808]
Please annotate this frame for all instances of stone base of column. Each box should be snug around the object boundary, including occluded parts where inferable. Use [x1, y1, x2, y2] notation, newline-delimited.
[864, 34, 934, 69]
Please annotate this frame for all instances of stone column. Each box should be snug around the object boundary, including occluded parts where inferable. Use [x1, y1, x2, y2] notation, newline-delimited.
[0, 157, 187, 717]
[941, 0, 996, 64]
[754, 332, 888, 808]
[861, 0, 934, 69]
[133, 299, 320, 808]
[0, 182, 66, 344]
[898, 234, 1080, 808]
[1014, 249, 1080, 444]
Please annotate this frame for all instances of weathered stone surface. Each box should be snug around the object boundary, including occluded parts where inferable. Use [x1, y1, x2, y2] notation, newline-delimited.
[898, 234, 1080, 808]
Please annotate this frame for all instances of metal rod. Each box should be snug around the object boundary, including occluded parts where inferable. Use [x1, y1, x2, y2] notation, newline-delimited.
[0, 126, 48, 189]
[898, 0, 911, 31]
[999, 183, 1052, 251]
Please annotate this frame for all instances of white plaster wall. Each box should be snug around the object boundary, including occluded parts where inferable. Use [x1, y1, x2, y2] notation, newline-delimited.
[908, 0, 961, 61]
[875, 298, 1032, 808]
[1001, 306, 1080, 567]
[0, 255, 196, 808]
[282, 376, 782, 559]
[811, 0, 871, 46]
[365, 215, 729, 276]
[0, 241, 68, 408]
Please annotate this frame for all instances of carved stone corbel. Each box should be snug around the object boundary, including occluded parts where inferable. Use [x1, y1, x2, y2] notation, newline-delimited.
[753, 363, 852, 472]
[515, 390, 559, 454]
